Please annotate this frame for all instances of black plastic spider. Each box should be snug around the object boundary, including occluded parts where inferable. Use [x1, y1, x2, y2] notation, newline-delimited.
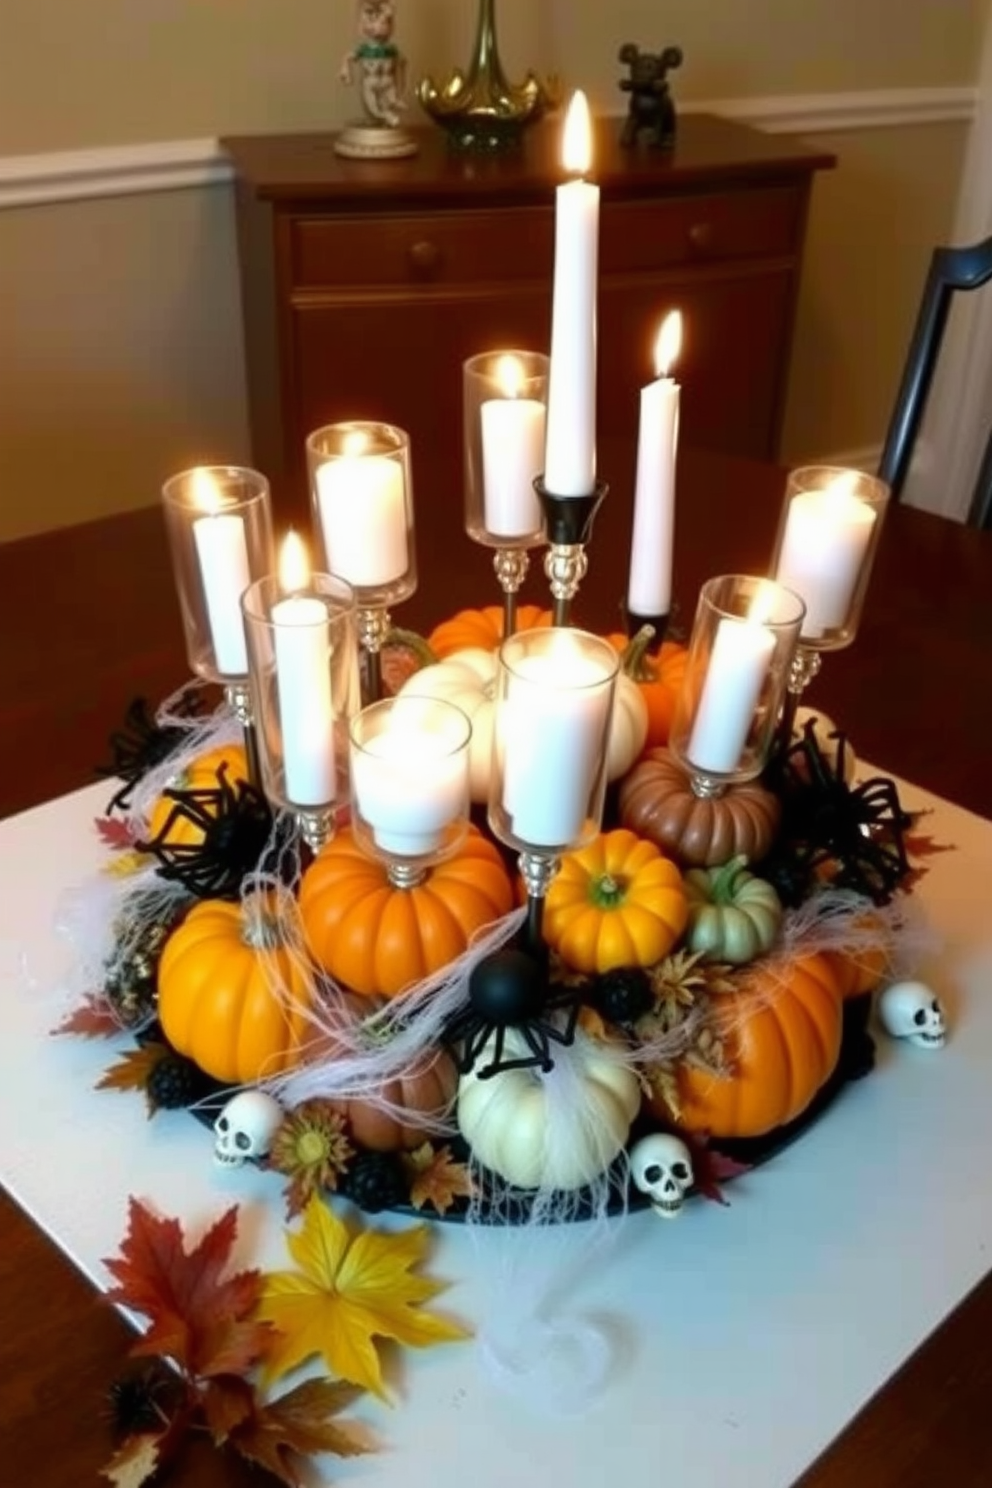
[443, 947, 581, 1080]
[762, 720, 912, 907]
[138, 763, 277, 900]
[98, 692, 204, 813]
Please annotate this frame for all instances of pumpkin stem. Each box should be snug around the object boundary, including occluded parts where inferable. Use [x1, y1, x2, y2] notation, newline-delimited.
[383, 626, 438, 669]
[240, 897, 286, 950]
[620, 624, 658, 683]
[709, 855, 749, 904]
[592, 872, 628, 909]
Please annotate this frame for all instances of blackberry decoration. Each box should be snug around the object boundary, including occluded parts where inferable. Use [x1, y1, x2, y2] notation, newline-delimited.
[339, 1150, 410, 1213]
[593, 966, 655, 1026]
[147, 1052, 199, 1110]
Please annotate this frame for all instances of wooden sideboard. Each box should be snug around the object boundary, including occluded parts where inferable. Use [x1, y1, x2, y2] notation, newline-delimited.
[222, 117, 834, 527]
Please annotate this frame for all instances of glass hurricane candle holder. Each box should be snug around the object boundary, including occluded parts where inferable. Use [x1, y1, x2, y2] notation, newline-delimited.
[488, 627, 618, 952]
[307, 421, 417, 703]
[669, 575, 806, 795]
[770, 465, 891, 742]
[241, 571, 361, 853]
[349, 696, 472, 883]
[463, 350, 549, 637]
[161, 465, 274, 783]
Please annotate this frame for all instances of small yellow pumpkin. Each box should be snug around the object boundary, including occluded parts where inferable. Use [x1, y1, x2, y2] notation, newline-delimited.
[157, 895, 313, 1084]
[542, 828, 688, 974]
[147, 743, 250, 849]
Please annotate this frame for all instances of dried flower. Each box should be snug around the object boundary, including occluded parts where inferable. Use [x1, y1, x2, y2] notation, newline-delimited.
[268, 1101, 354, 1219]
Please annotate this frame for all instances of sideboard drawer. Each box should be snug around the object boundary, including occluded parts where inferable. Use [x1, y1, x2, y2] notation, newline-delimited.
[600, 187, 804, 275]
[292, 207, 554, 289]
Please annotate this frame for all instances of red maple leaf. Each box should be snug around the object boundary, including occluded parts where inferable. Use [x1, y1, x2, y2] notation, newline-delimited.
[95, 816, 139, 850]
[678, 1132, 751, 1206]
[103, 1200, 273, 1379]
[53, 994, 122, 1039]
[225, 1378, 370, 1486]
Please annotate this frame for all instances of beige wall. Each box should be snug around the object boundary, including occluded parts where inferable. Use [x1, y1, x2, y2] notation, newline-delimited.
[0, 1, 985, 539]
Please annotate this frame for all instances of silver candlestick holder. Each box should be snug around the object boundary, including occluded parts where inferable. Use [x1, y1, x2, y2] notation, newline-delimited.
[534, 478, 608, 626]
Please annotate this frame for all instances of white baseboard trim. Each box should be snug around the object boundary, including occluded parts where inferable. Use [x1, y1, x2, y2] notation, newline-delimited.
[0, 86, 976, 211]
[0, 138, 230, 211]
[686, 85, 976, 135]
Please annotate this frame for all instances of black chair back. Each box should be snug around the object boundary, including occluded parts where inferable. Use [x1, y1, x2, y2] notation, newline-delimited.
[878, 236, 992, 529]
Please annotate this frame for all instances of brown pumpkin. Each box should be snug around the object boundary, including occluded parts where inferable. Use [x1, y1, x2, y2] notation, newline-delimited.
[428, 604, 552, 659]
[330, 1048, 459, 1152]
[299, 826, 515, 998]
[645, 951, 843, 1138]
[619, 747, 780, 867]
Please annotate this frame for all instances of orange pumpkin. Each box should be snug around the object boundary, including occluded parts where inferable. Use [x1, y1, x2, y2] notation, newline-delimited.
[299, 826, 515, 998]
[331, 1049, 459, 1152]
[147, 743, 250, 848]
[646, 952, 843, 1138]
[428, 605, 552, 659]
[606, 628, 688, 749]
[542, 829, 688, 974]
[822, 928, 891, 1001]
[157, 896, 313, 1084]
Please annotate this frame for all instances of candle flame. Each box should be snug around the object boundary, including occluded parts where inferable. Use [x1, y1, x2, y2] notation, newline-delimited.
[495, 354, 525, 399]
[342, 429, 369, 458]
[825, 470, 861, 501]
[191, 467, 222, 514]
[747, 580, 779, 627]
[654, 311, 683, 377]
[562, 91, 592, 176]
[278, 529, 311, 594]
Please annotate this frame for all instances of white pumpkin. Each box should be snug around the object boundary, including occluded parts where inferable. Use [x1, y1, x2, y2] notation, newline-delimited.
[400, 646, 649, 803]
[457, 1028, 641, 1190]
[398, 647, 497, 802]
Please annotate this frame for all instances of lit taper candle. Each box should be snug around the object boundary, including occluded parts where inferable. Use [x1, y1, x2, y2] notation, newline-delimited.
[627, 310, 682, 621]
[544, 91, 600, 497]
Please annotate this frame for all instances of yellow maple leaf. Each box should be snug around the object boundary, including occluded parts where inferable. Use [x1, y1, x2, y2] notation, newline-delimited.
[256, 1195, 470, 1400]
[103, 849, 152, 879]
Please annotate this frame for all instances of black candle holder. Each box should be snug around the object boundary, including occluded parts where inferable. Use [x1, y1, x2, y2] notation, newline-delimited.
[534, 477, 609, 625]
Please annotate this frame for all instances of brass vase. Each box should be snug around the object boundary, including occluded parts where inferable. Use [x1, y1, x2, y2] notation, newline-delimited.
[417, 0, 559, 151]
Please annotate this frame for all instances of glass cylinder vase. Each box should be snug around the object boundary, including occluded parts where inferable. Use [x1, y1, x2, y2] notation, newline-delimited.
[488, 627, 619, 855]
[770, 466, 891, 650]
[463, 349, 549, 546]
[349, 696, 472, 870]
[241, 572, 361, 818]
[161, 466, 274, 682]
[307, 421, 417, 608]
[669, 575, 806, 791]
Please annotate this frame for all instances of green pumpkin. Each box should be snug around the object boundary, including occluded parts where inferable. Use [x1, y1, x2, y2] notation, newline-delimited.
[683, 855, 782, 965]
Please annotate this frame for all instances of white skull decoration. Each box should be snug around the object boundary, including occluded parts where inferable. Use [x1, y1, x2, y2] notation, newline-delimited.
[878, 980, 947, 1050]
[629, 1133, 694, 1218]
[213, 1091, 284, 1167]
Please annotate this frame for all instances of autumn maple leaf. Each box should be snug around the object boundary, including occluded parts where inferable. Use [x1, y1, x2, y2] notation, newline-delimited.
[256, 1195, 470, 1399]
[95, 815, 140, 850]
[403, 1142, 475, 1215]
[53, 994, 123, 1039]
[100, 1432, 164, 1488]
[104, 1200, 273, 1379]
[96, 1045, 170, 1115]
[202, 1377, 371, 1487]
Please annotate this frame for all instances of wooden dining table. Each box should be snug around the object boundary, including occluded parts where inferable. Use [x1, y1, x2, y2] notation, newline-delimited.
[1, 442, 990, 1486]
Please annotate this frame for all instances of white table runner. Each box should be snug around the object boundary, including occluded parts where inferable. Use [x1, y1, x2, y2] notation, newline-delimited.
[1, 776, 989, 1487]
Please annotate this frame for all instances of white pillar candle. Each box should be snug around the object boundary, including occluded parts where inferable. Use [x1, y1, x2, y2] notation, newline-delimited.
[774, 475, 878, 638]
[315, 438, 408, 589]
[500, 638, 614, 847]
[190, 471, 251, 676]
[628, 311, 682, 618]
[480, 355, 546, 537]
[272, 534, 335, 807]
[351, 721, 469, 857]
[544, 92, 600, 497]
[686, 614, 775, 775]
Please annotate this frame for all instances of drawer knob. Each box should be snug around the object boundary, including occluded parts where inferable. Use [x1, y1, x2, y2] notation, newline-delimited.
[688, 221, 714, 253]
[408, 239, 442, 276]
